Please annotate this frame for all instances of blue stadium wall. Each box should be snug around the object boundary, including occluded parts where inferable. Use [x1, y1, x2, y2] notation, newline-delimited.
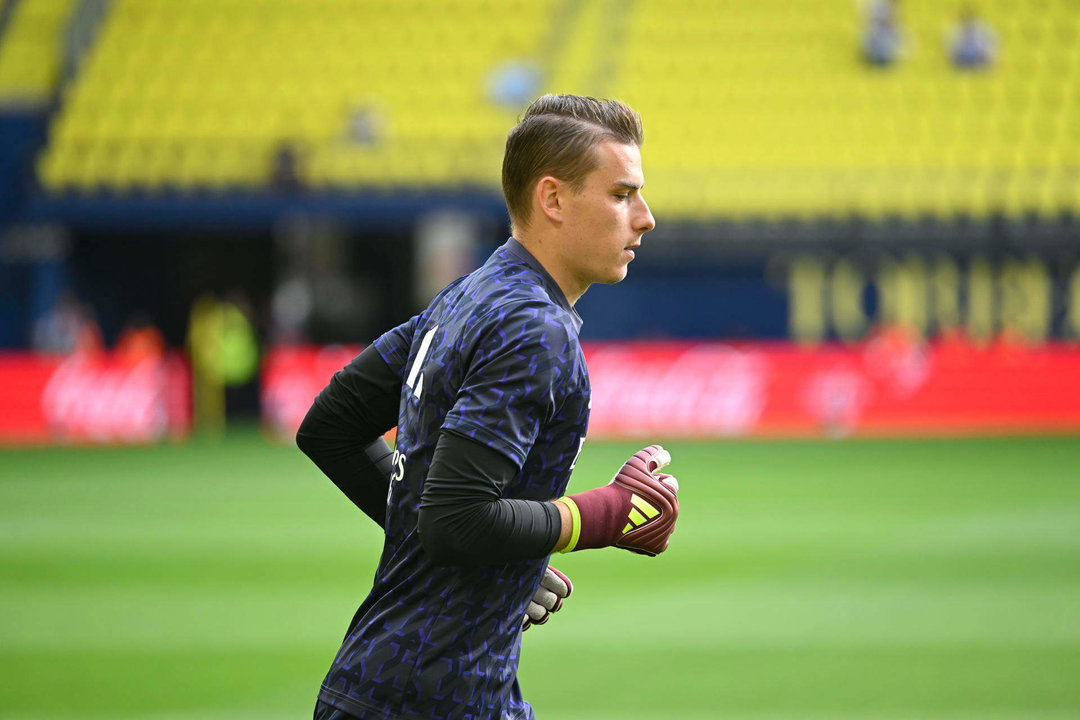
[3, 108, 1080, 349]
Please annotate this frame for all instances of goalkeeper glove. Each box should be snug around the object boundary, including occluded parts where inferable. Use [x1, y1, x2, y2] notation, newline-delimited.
[522, 565, 573, 631]
[556, 444, 679, 556]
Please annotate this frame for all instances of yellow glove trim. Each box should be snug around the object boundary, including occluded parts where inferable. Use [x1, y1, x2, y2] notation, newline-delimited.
[555, 497, 581, 553]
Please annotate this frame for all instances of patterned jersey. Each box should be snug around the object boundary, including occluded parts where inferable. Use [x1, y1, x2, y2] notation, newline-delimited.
[318, 238, 591, 720]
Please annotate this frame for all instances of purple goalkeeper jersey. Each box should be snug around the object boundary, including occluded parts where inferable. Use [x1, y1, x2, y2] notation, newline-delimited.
[317, 238, 591, 720]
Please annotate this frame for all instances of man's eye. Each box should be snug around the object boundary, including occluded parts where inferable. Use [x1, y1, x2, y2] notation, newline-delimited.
[614, 194, 629, 201]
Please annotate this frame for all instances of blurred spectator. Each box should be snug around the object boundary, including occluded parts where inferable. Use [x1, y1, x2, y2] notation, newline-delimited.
[114, 311, 166, 365]
[487, 60, 542, 110]
[219, 291, 260, 389]
[270, 277, 312, 345]
[861, 0, 905, 67]
[270, 142, 304, 192]
[32, 291, 103, 356]
[949, 7, 998, 70]
[188, 291, 261, 432]
[346, 105, 385, 146]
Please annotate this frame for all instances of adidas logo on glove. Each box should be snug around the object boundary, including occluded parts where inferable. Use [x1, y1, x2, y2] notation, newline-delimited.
[624, 493, 661, 534]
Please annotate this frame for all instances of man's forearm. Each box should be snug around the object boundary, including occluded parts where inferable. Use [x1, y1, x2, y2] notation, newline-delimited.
[296, 344, 402, 526]
[417, 431, 567, 566]
[419, 492, 563, 566]
[297, 411, 392, 526]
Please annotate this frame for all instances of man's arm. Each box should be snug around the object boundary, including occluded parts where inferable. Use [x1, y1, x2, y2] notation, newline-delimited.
[552, 500, 572, 551]
[296, 344, 401, 526]
[417, 431, 566, 566]
[418, 433, 677, 566]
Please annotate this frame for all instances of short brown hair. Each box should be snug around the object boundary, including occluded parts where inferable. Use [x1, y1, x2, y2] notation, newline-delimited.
[502, 94, 643, 231]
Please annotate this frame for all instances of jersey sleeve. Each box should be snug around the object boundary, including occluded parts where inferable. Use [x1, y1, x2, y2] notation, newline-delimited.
[372, 313, 421, 380]
[443, 303, 575, 468]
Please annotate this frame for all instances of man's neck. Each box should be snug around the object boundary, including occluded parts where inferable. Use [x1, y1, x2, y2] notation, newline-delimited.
[513, 232, 587, 306]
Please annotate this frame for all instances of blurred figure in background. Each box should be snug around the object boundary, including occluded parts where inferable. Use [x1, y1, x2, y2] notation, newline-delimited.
[487, 59, 543, 110]
[114, 311, 166, 365]
[269, 141, 304, 193]
[32, 290, 103, 356]
[269, 277, 313, 346]
[949, 7, 998, 70]
[188, 291, 260, 434]
[861, 0, 905, 67]
[346, 104, 385, 146]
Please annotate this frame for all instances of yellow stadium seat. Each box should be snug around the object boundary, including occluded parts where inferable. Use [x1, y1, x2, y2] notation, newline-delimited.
[0, 0, 77, 101]
[26, 0, 1077, 220]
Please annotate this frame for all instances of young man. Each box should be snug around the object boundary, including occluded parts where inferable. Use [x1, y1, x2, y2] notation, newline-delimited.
[297, 94, 680, 720]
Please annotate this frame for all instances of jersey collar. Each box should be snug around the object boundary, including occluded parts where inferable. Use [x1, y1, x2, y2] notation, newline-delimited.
[504, 237, 583, 331]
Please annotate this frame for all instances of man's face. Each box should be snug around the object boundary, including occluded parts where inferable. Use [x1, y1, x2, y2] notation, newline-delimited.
[558, 141, 655, 293]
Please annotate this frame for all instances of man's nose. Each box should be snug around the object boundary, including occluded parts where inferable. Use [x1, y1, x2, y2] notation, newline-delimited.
[636, 196, 656, 233]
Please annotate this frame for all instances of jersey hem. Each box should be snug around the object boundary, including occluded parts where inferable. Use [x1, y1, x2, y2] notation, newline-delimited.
[318, 685, 534, 720]
[318, 686, 401, 720]
[441, 421, 528, 469]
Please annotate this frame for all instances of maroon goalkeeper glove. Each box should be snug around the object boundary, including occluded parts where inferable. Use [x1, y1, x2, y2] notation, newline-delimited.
[556, 445, 679, 556]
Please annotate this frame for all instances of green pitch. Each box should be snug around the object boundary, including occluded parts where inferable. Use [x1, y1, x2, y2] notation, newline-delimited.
[2, 432, 1078, 719]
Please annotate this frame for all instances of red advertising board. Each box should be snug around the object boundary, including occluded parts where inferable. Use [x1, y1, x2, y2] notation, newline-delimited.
[0, 352, 191, 445]
[261, 344, 362, 440]
[585, 336, 1080, 438]
[261, 338, 1080, 440]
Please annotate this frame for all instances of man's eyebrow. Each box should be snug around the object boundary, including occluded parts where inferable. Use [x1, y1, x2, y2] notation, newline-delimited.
[612, 181, 643, 191]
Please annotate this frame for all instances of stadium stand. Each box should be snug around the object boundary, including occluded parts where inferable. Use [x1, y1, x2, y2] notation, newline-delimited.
[0, 0, 77, 104]
[39, 0, 558, 192]
[616, 0, 1080, 220]
[33, 0, 1080, 221]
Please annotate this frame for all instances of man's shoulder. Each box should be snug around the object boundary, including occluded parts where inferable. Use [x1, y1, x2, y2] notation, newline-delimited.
[467, 250, 548, 297]
[454, 262, 577, 334]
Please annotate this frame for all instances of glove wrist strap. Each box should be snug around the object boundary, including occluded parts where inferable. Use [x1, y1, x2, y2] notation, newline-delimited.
[555, 497, 582, 553]
[557, 498, 583, 557]
[558, 485, 628, 552]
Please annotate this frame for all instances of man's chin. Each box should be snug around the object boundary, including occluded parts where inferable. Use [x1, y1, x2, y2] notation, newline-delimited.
[602, 266, 630, 285]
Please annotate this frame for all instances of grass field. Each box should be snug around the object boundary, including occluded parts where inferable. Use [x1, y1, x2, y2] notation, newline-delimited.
[2, 432, 1079, 719]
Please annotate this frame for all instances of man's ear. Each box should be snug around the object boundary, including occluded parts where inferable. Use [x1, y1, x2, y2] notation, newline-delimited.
[535, 176, 564, 224]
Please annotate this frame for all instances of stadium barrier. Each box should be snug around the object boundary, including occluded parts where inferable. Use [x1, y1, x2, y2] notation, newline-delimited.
[5, 338, 1077, 446]
[262, 338, 1080, 441]
[0, 351, 190, 444]
[584, 337, 1080, 438]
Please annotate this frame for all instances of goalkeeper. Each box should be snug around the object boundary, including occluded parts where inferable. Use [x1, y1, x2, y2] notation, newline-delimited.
[297, 94, 678, 720]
